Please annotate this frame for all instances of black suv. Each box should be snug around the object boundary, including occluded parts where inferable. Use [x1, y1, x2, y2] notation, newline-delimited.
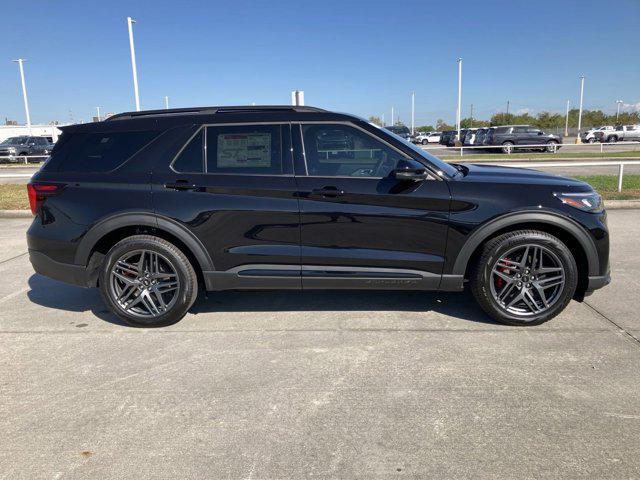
[27, 106, 610, 327]
[485, 125, 562, 153]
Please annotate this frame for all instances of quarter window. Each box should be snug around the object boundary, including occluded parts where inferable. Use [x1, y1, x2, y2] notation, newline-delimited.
[301, 124, 407, 177]
[173, 130, 204, 173]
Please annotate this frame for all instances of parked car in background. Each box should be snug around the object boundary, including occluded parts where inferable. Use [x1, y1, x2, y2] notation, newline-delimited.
[414, 131, 441, 145]
[594, 124, 640, 143]
[580, 126, 615, 143]
[0, 136, 53, 162]
[27, 104, 610, 327]
[439, 130, 457, 146]
[484, 125, 562, 153]
[462, 128, 479, 146]
[384, 125, 412, 140]
[471, 128, 490, 146]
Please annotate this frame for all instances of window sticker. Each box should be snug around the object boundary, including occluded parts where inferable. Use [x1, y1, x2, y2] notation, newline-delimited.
[217, 133, 271, 168]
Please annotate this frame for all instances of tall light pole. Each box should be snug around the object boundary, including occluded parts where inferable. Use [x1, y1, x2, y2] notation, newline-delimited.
[381, 113, 385, 126]
[456, 58, 462, 140]
[577, 75, 585, 143]
[506, 100, 510, 116]
[164, 96, 169, 109]
[95, 106, 102, 121]
[391, 106, 394, 126]
[616, 100, 623, 122]
[127, 17, 141, 111]
[411, 92, 415, 135]
[564, 100, 570, 137]
[12, 59, 32, 134]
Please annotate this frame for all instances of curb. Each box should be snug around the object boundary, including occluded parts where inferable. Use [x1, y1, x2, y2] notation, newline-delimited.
[0, 210, 33, 218]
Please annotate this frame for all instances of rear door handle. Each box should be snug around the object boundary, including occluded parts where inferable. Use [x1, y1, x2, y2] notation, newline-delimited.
[311, 186, 344, 197]
[164, 180, 200, 191]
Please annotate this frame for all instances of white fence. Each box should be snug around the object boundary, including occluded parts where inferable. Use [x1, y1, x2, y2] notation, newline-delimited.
[420, 140, 640, 156]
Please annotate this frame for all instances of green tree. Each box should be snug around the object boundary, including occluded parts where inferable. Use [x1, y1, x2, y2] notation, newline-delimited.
[416, 125, 434, 132]
[436, 119, 454, 131]
[368, 115, 382, 126]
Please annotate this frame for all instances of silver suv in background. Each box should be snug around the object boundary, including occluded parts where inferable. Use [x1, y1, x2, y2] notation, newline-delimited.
[594, 125, 640, 143]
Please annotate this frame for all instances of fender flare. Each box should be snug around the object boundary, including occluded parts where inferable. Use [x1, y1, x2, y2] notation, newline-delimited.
[451, 211, 599, 276]
[74, 211, 214, 272]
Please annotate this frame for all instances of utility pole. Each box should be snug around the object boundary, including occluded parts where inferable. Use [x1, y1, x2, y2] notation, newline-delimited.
[470, 103, 474, 127]
[12, 59, 31, 134]
[506, 100, 510, 116]
[456, 58, 462, 140]
[164, 96, 169, 109]
[564, 100, 570, 137]
[127, 16, 141, 111]
[391, 106, 394, 126]
[411, 92, 415, 135]
[577, 75, 585, 143]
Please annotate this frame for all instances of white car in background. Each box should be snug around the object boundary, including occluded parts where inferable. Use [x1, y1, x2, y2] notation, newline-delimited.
[581, 125, 615, 143]
[414, 131, 441, 145]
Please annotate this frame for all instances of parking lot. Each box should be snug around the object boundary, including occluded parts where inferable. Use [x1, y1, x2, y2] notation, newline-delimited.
[0, 210, 638, 478]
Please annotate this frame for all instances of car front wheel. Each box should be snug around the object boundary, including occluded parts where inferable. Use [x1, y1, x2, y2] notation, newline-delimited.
[470, 230, 578, 326]
[501, 141, 514, 154]
[99, 235, 198, 327]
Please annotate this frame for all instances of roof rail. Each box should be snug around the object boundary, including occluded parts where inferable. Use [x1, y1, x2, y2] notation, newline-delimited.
[106, 105, 327, 121]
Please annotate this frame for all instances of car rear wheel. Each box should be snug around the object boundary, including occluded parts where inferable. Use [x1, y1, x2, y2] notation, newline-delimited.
[501, 141, 514, 154]
[546, 140, 559, 153]
[99, 235, 198, 327]
[588, 137, 597, 143]
[607, 135, 618, 143]
[422, 139, 428, 145]
[470, 230, 577, 326]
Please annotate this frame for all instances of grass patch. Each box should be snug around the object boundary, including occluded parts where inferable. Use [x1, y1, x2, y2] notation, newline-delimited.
[0, 184, 29, 210]
[575, 175, 640, 200]
[438, 150, 640, 161]
[0, 162, 44, 168]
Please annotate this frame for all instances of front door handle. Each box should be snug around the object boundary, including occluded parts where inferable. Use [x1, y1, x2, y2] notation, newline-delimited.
[311, 186, 344, 197]
[164, 180, 200, 191]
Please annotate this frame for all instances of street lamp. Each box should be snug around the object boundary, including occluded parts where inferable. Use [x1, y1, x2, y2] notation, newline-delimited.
[411, 92, 415, 136]
[127, 16, 141, 111]
[12, 59, 32, 135]
[576, 75, 585, 143]
[456, 58, 462, 141]
[95, 106, 102, 121]
[564, 100, 570, 137]
[616, 100, 623, 122]
[164, 96, 170, 109]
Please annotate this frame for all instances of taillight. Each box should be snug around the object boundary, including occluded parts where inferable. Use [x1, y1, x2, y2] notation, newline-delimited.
[27, 183, 65, 215]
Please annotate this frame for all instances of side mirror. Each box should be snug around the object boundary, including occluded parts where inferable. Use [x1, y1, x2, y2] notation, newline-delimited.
[393, 167, 428, 181]
[537, 131, 544, 135]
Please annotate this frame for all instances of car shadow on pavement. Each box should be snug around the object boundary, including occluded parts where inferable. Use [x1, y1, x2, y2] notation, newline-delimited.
[26, 274, 498, 327]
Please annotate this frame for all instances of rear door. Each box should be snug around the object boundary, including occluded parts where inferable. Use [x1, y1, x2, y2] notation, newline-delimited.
[293, 122, 451, 290]
[152, 123, 302, 290]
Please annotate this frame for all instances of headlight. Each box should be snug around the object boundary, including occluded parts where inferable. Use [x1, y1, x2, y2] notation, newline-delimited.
[554, 191, 603, 212]
[7, 147, 16, 153]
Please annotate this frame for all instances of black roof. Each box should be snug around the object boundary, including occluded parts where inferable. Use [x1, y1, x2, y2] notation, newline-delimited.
[62, 105, 355, 133]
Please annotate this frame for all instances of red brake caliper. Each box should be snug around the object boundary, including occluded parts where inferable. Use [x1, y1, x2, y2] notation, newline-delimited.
[496, 257, 511, 289]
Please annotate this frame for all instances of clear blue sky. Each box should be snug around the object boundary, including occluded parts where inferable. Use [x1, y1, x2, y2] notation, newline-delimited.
[0, 0, 638, 126]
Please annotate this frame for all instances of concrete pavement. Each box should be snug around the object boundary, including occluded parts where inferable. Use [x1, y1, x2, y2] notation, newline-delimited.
[0, 212, 639, 479]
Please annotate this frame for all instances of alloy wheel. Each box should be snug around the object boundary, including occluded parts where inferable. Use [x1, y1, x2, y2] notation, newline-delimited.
[109, 249, 180, 318]
[489, 244, 565, 317]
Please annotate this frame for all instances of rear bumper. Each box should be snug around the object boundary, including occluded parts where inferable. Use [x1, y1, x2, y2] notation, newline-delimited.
[29, 249, 90, 288]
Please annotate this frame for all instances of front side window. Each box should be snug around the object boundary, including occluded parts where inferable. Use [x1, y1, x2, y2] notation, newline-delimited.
[206, 124, 283, 175]
[301, 124, 407, 178]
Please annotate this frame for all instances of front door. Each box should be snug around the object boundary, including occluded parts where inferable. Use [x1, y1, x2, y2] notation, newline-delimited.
[293, 122, 451, 290]
[152, 123, 301, 290]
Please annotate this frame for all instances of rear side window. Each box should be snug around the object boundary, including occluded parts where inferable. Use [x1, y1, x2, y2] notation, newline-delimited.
[205, 125, 283, 175]
[54, 131, 158, 172]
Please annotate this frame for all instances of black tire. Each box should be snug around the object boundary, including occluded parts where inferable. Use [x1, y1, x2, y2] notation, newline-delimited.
[422, 139, 428, 145]
[470, 230, 578, 326]
[588, 137, 597, 143]
[99, 235, 198, 327]
[607, 135, 617, 143]
[501, 141, 514, 154]
[546, 140, 559, 153]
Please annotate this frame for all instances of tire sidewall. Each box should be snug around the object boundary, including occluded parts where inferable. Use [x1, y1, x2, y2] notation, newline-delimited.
[99, 237, 196, 327]
[476, 233, 578, 325]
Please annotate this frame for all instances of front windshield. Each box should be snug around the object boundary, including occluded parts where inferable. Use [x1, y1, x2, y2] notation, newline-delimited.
[379, 127, 459, 178]
[1, 137, 28, 145]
